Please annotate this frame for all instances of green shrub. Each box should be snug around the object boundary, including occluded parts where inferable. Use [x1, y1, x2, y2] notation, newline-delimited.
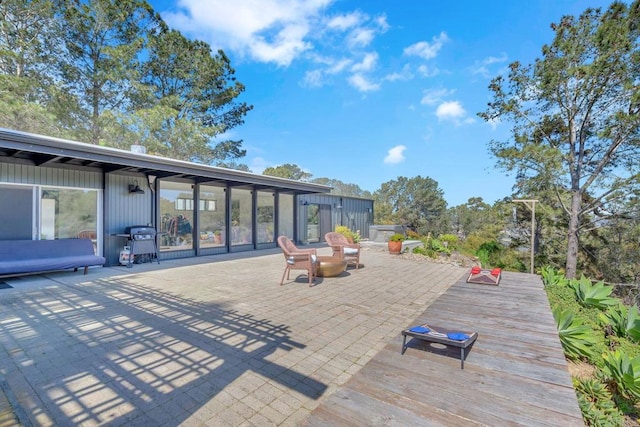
[553, 307, 598, 360]
[540, 266, 569, 287]
[600, 304, 640, 343]
[406, 229, 420, 239]
[335, 226, 360, 243]
[601, 350, 640, 401]
[412, 245, 437, 258]
[439, 233, 459, 250]
[573, 377, 625, 426]
[429, 238, 451, 255]
[569, 276, 620, 310]
[546, 278, 579, 310]
[608, 336, 640, 360]
[388, 233, 406, 242]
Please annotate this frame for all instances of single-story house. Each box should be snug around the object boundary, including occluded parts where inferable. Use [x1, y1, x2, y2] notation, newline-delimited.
[0, 128, 373, 267]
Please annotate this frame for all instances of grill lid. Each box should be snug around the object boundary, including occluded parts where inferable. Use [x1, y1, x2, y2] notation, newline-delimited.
[125, 225, 156, 235]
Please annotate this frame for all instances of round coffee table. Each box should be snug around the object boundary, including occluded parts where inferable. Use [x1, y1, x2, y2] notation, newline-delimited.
[316, 256, 347, 277]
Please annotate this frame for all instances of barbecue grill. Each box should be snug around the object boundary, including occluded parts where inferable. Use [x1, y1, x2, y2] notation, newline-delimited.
[122, 225, 159, 267]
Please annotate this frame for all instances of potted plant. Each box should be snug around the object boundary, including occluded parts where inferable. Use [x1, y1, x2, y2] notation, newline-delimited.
[388, 233, 406, 254]
[335, 225, 361, 244]
[213, 230, 222, 244]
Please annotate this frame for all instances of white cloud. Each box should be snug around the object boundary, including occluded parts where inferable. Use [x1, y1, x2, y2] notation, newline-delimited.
[435, 101, 475, 125]
[163, 0, 333, 66]
[163, 1, 389, 91]
[384, 145, 406, 164]
[249, 23, 312, 65]
[327, 11, 364, 30]
[420, 88, 454, 106]
[348, 73, 379, 92]
[403, 32, 449, 60]
[350, 52, 378, 73]
[486, 117, 500, 130]
[327, 58, 352, 74]
[436, 101, 465, 119]
[470, 52, 508, 78]
[383, 64, 412, 82]
[347, 27, 375, 47]
[374, 15, 389, 32]
[416, 64, 440, 78]
[302, 69, 324, 87]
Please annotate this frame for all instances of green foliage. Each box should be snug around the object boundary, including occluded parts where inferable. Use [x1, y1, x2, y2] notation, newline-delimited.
[600, 304, 640, 343]
[0, 0, 252, 163]
[263, 164, 312, 181]
[601, 351, 640, 401]
[479, 1, 640, 280]
[569, 276, 620, 310]
[448, 197, 493, 238]
[406, 229, 421, 239]
[412, 246, 438, 258]
[545, 280, 581, 313]
[310, 177, 372, 198]
[373, 176, 448, 235]
[475, 240, 501, 267]
[388, 233, 406, 242]
[334, 226, 361, 243]
[428, 238, 451, 255]
[553, 307, 597, 360]
[411, 236, 450, 258]
[539, 265, 569, 287]
[439, 234, 459, 250]
[573, 377, 625, 427]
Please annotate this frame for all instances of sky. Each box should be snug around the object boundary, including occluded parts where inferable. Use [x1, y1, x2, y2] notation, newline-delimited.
[148, 0, 617, 207]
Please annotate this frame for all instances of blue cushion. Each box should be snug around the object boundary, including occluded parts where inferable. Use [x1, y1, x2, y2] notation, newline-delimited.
[447, 332, 469, 341]
[409, 326, 430, 333]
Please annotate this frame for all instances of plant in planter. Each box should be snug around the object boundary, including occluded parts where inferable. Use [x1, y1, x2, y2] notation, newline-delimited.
[388, 233, 406, 254]
[335, 225, 360, 243]
[213, 230, 222, 244]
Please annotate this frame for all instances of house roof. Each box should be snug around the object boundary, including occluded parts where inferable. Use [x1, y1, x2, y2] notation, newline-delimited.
[0, 128, 331, 194]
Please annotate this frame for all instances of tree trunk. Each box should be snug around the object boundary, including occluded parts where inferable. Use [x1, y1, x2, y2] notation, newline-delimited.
[565, 191, 581, 279]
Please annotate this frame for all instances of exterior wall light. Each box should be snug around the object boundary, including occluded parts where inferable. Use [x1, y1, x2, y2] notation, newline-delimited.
[129, 180, 145, 194]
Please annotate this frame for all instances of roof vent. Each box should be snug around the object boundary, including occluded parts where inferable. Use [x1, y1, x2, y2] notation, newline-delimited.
[130, 144, 146, 154]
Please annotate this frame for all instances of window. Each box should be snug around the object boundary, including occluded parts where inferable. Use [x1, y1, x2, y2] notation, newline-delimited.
[257, 191, 274, 243]
[41, 188, 98, 241]
[278, 193, 294, 239]
[231, 188, 252, 245]
[159, 181, 193, 250]
[199, 185, 226, 247]
[0, 184, 33, 240]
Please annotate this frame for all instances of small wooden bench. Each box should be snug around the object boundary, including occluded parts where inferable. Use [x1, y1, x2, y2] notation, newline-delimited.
[0, 238, 106, 277]
[401, 324, 478, 369]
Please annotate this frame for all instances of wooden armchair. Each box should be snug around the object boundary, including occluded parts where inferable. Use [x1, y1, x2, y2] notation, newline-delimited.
[277, 236, 317, 286]
[324, 232, 361, 270]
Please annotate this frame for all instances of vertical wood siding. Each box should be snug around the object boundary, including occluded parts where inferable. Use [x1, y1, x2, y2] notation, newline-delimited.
[297, 194, 374, 244]
[0, 163, 102, 188]
[105, 174, 153, 265]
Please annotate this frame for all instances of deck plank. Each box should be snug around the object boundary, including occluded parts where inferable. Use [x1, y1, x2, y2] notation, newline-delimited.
[305, 269, 584, 426]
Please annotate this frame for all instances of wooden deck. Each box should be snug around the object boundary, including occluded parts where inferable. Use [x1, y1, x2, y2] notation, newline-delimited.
[304, 271, 584, 426]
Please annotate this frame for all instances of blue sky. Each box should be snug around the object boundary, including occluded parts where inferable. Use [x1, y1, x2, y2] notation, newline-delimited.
[149, 0, 615, 207]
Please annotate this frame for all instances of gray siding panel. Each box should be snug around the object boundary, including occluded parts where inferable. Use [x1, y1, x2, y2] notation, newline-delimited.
[105, 174, 153, 265]
[297, 194, 374, 244]
[0, 163, 102, 188]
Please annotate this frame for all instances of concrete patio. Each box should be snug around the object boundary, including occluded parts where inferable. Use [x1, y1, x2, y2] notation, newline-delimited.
[0, 244, 466, 426]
